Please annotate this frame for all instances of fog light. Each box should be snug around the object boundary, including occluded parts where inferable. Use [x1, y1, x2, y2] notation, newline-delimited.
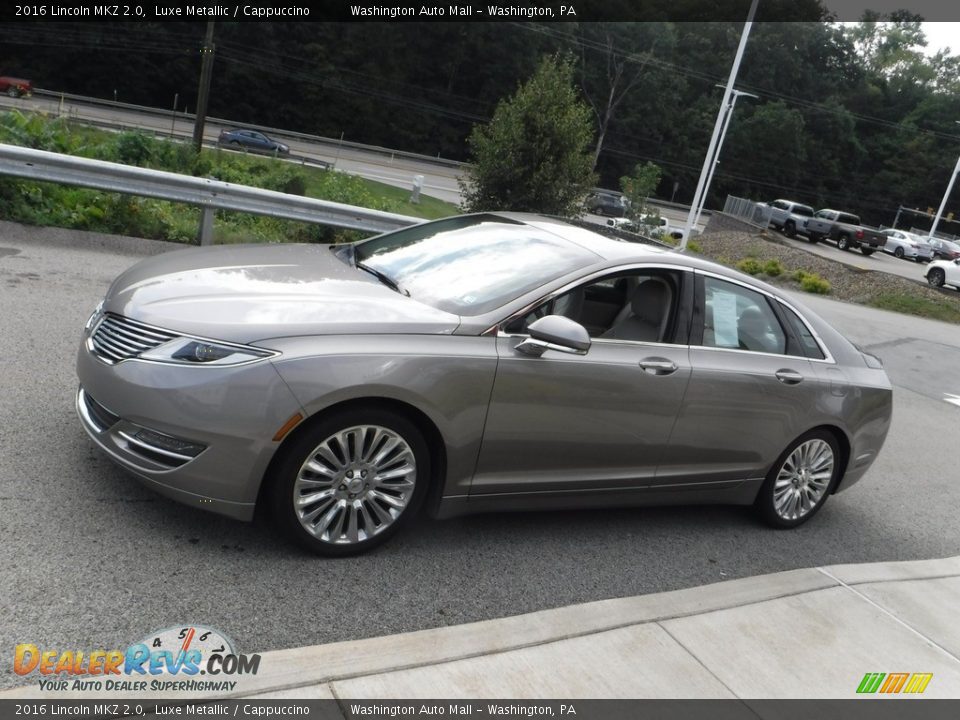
[133, 429, 206, 458]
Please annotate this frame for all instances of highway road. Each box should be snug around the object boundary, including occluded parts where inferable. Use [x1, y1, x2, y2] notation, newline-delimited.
[2, 222, 959, 690]
[0, 92, 465, 203]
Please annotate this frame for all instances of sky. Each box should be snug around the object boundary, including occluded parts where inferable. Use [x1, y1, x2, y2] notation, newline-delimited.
[920, 23, 959, 57]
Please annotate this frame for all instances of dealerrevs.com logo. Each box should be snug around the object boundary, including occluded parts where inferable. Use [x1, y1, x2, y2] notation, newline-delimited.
[14, 626, 261, 693]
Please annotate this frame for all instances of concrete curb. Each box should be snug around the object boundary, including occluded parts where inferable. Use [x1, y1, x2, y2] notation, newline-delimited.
[6, 555, 960, 700]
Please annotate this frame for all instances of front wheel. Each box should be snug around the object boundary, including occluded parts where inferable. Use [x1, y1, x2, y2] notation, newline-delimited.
[928, 268, 946, 288]
[270, 408, 430, 556]
[6, 87, 19, 98]
[861, 248, 875, 256]
[755, 430, 840, 529]
[783, 221, 797, 238]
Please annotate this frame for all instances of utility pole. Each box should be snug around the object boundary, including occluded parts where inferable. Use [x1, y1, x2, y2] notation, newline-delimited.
[192, 21, 216, 152]
[680, 0, 758, 250]
[927, 121, 960, 240]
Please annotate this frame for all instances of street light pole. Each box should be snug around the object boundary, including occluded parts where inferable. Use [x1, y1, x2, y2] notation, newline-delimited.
[693, 87, 758, 229]
[927, 121, 960, 241]
[680, 0, 759, 250]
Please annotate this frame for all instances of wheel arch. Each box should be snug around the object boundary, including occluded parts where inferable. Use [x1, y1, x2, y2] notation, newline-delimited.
[806, 424, 851, 494]
[256, 396, 449, 519]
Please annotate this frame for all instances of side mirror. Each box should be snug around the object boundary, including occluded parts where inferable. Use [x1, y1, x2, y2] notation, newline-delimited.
[516, 316, 591, 357]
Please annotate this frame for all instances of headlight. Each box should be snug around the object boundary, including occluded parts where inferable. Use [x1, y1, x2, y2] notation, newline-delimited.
[139, 337, 276, 366]
[85, 301, 104, 331]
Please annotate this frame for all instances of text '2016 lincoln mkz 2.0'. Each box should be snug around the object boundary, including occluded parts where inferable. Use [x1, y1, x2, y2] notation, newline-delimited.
[76, 214, 892, 556]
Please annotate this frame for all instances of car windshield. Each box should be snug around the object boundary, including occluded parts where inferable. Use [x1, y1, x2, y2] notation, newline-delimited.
[353, 215, 599, 315]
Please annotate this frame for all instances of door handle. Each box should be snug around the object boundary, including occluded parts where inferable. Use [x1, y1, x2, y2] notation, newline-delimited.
[639, 358, 678, 375]
[775, 369, 804, 385]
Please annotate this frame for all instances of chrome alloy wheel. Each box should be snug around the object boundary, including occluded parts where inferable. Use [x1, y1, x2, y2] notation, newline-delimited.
[772, 438, 834, 521]
[293, 425, 417, 545]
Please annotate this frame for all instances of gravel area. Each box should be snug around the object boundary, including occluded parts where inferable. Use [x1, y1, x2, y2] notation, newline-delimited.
[694, 229, 960, 322]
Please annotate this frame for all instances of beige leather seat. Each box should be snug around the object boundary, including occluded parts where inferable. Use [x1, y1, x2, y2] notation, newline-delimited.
[600, 278, 671, 342]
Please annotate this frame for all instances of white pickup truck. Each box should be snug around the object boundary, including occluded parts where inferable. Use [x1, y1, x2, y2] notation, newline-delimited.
[759, 199, 815, 238]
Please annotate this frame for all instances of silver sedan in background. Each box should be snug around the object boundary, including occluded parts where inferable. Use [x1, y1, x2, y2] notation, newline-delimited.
[880, 228, 934, 261]
[76, 214, 892, 555]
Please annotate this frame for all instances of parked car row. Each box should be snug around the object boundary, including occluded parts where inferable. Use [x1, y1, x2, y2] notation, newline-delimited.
[760, 200, 885, 256]
[761, 198, 960, 269]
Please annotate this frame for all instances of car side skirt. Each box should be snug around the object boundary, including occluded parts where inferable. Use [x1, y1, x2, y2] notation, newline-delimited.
[433, 478, 764, 519]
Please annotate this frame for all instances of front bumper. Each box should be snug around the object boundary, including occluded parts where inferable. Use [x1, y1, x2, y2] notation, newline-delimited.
[76, 342, 304, 521]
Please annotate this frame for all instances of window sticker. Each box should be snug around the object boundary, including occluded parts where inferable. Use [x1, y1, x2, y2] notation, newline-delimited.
[711, 290, 740, 347]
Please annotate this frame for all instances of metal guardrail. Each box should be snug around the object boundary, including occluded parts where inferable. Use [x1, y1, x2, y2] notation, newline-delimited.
[723, 195, 772, 227]
[0, 144, 421, 245]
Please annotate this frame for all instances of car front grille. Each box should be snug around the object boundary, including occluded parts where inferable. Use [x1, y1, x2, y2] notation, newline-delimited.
[91, 314, 178, 363]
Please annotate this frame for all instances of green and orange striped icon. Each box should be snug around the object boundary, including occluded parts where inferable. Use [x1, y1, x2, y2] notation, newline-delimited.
[857, 672, 933, 694]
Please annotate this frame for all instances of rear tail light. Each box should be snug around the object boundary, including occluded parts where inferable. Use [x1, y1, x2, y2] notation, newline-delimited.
[856, 229, 864, 239]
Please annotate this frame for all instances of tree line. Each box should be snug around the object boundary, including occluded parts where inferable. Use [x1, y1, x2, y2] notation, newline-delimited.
[2, 14, 959, 226]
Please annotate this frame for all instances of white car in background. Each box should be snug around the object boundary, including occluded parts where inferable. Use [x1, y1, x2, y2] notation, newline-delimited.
[606, 216, 687, 242]
[925, 257, 960, 291]
[880, 229, 934, 262]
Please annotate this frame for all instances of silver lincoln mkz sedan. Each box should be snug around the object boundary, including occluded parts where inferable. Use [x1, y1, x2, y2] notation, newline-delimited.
[77, 214, 892, 555]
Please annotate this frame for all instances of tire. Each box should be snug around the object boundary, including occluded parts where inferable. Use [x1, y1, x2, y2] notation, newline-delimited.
[808, 233, 821, 244]
[755, 430, 841, 529]
[861, 248, 875, 256]
[928, 268, 946, 288]
[837, 235, 850, 252]
[7, 87, 18, 98]
[894, 247, 905, 259]
[783, 221, 797, 238]
[270, 407, 431, 556]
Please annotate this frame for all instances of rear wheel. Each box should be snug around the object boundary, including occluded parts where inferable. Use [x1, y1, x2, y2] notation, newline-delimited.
[928, 268, 946, 288]
[270, 407, 430, 556]
[837, 235, 851, 251]
[894, 247, 905, 259]
[755, 430, 840, 529]
[7, 87, 18, 98]
[861, 248, 875, 256]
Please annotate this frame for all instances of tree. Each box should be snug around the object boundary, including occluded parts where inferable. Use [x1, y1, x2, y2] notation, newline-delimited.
[459, 55, 597, 216]
[619, 162, 662, 220]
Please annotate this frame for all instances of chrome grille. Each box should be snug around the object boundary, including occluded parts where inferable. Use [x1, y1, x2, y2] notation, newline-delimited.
[91, 314, 178, 363]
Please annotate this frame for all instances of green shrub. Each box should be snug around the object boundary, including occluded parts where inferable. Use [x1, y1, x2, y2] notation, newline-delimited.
[791, 269, 808, 282]
[736, 258, 763, 275]
[800, 273, 831, 294]
[686, 240, 702, 253]
[763, 259, 784, 277]
[115, 132, 155, 166]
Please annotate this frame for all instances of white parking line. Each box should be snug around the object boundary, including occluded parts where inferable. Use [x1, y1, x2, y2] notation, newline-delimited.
[945, 393, 960, 408]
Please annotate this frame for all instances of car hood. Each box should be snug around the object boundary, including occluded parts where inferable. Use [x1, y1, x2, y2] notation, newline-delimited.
[103, 244, 461, 343]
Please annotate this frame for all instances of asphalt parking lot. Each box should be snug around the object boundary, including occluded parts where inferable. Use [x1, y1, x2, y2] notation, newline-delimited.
[2, 221, 960, 690]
